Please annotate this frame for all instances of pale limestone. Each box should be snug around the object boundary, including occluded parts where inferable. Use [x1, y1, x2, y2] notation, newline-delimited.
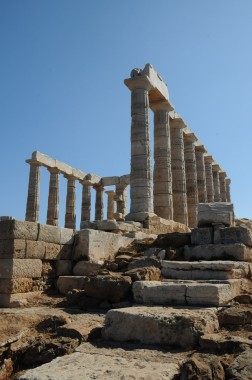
[37, 223, 61, 243]
[0, 239, 26, 258]
[0, 259, 42, 278]
[46, 168, 60, 226]
[0, 291, 42, 308]
[204, 155, 215, 202]
[44, 243, 62, 260]
[102, 306, 219, 348]
[212, 164, 221, 202]
[0, 220, 38, 240]
[195, 145, 207, 203]
[0, 278, 35, 294]
[184, 132, 198, 227]
[73, 229, 134, 262]
[25, 161, 40, 223]
[197, 202, 234, 227]
[26, 240, 45, 259]
[64, 176, 76, 229]
[184, 243, 252, 262]
[59, 227, 75, 244]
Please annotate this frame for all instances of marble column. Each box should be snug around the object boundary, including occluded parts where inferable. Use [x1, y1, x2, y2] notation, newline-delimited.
[225, 178, 231, 202]
[204, 155, 215, 202]
[219, 171, 227, 202]
[170, 113, 188, 226]
[124, 76, 153, 221]
[114, 184, 127, 221]
[94, 185, 104, 221]
[106, 190, 115, 220]
[80, 183, 91, 222]
[64, 175, 76, 229]
[47, 168, 60, 226]
[212, 164, 221, 202]
[184, 132, 198, 228]
[195, 145, 207, 203]
[25, 160, 41, 222]
[152, 101, 173, 220]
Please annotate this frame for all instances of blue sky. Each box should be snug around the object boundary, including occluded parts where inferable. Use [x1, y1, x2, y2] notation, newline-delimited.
[1, 0, 252, 226]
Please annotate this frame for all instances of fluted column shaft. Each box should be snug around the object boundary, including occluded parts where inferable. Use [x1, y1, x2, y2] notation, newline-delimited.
[81, 183, 91, 222]
[170, 117, 188, 225]
[65, 176, 76, 229]
[106, 190, 115, 220]
[126, 79, 153, 221]
[184, 133, 198, 228]
[212, 165, 221, 202]
[153, 101, 173, 220]
[225, 178, 231, 202]
[204, 155, 215, 202]
[114, 184, 127, 221]
[25, 160, 41, 222]
[47, 168, 60, 226]
[219, 172, 227, 202]
[94, 185, 104, 221]
[195, 145, 207, 203]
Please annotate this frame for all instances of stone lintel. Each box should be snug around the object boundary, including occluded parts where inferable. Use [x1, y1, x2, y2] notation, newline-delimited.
[150, 99, 174, 113]
[81, 173, 101, 186]
[119, 174, 130, 185]
[101, 176, 120, 186]
[183, 131, 197, 142]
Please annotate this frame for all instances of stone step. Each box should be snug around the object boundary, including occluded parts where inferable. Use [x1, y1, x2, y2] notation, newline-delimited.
[161, 260, 252, 280]
[133, 280, 241, 306]
[184, 243, 252, 262]
[102, 306, 219, 349]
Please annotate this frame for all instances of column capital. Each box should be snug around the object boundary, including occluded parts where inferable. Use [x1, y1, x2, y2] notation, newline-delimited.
[225, 178, 231, 185]
[124, 76, 152, 92]
[26, 159, 41, 167]
[48, 167, 61, 174]
[183, 132, 197, 143]
[105, 190, 116, 196]
[195, 144, 207, 154]
[169, 111, 187, 129]
[204, 155, 214, 163]
[212, 163, 221, 172]
[151, 100, 174, 112]
[64, 174, 76, 180]
[219, 171, 227, 178]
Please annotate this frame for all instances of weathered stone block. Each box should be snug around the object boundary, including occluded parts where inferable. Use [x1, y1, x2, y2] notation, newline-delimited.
[0, 278, 35, 293]
[38, 224, 61, 244]
[197, 202, 234, 227]
[191, 227, 213, 245]
[55, 260, 72, 276]
[44, 243, 61, 260]
[74, 229, 134, 262]
[0, 220, 38, 240]
[59, 244, 73, 260]
[0, 239, 26, 258]
[59, 228, 75, 245]
[73, 261, 102, 276]
[26, 240, 45, 259]
[0, 291, 42, 307]
[216, 226, 252, 247]
[102, 306, 219, 349]
[0, 259, 42, 278]
[184, 243, 252, 262]
[144, 216, 191, 234]
[57, 276, 87, 294]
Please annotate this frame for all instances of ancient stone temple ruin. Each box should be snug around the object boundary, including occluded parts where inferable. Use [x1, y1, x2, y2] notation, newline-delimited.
[0, 64, 241, 310]
[25, 64, 231, 230]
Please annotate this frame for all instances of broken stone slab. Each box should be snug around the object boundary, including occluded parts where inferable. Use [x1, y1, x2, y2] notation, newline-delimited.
[102, 306, 219, 349]
[124, 267, 161, 282]
[0, 220, 38, 240]
[133, 280, 240, 306]
[73, 261, 102, 276]
[197, 202, 234, 227]
[19, 341, 181, 380]
[96, 220, 142, 233]
[161, 260, 252, 280]
[199, 333, 252, 353]
[218, 305, 252, 326]
[226, 349, 252, 380]
[144, 215, 191, 234]
[191, 227, 213, 245]
[73, 229, 134, 262]
[122, 231, 157, 240]
[215, 226, 252, 247]
[184, 243, 252, 262]
[57, 276, 87, 295]
[0, 291, 42, 307]
[0, 259, 42, 278]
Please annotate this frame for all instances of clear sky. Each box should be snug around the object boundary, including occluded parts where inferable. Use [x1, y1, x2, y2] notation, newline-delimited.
[1, 0, 252, 226]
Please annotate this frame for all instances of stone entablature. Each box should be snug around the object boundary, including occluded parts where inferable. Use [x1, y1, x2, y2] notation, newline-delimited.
[25, 151, 130, 228]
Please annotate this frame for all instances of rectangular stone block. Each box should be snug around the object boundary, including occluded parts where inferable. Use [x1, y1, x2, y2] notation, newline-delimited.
[38, 224, 61, 244]
[0, 239, 26, 258]
[184, 243, 252, 262]
[55, 260, 73, 276]
[59, 244, 73, 260]
[0, 278, 36, 293]
[73, 261, 102, 276]
[216, 226, 252, 247]
[0, 259, 42, 278]
[57, 276, 87, 294]
[191, 228, 213, 245]
[73, 229, 134, 262]
[59, 228, 75, 245]
[26, 240, 45, 259]
[197, 202, 234, 227]
[0, 220, 38, 240]
[44, 243, 61, 260]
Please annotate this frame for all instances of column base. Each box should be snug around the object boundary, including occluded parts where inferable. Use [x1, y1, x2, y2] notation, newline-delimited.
[125, 212, 157, 222]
